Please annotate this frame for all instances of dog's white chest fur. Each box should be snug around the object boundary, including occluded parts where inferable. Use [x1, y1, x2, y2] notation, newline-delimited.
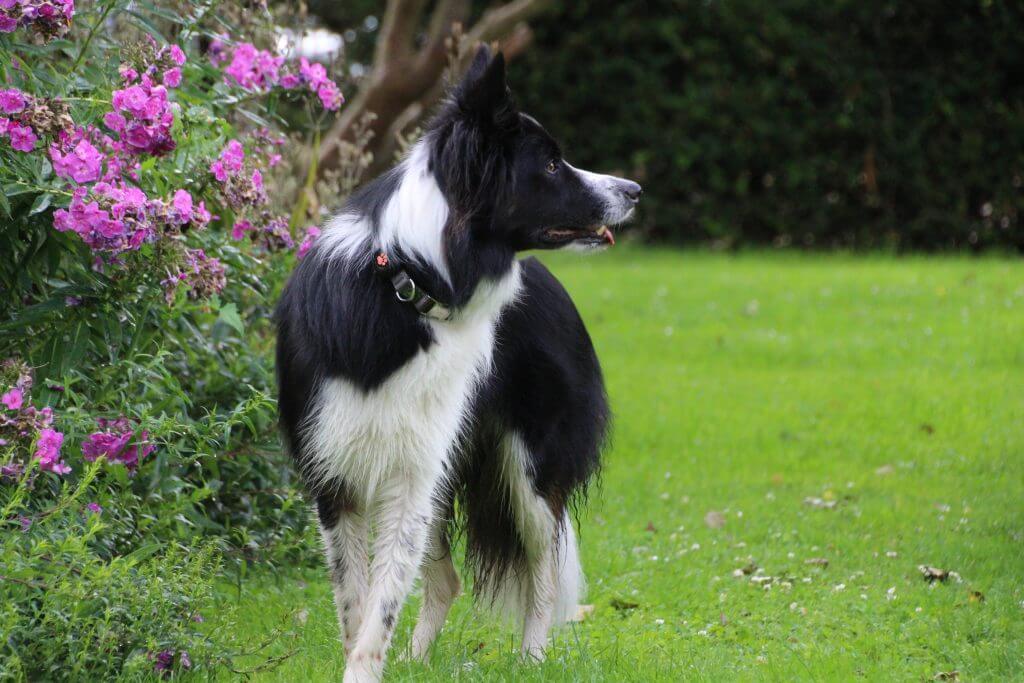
[302, 264, 522, 501]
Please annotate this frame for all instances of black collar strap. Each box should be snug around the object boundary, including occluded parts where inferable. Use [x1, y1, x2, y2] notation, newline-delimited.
[374, 252, 453, 322]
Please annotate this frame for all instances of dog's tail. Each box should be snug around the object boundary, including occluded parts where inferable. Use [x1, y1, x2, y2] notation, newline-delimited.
[453, 430, 587, 626]
[552, 510, 585, 623]
[465, 509, 585, 627]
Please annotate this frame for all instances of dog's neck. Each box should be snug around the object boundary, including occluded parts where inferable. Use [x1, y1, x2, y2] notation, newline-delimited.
[376, 140, 516, 312]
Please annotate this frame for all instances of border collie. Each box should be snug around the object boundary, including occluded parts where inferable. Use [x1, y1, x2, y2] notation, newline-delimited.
[276, 46, 641, 682]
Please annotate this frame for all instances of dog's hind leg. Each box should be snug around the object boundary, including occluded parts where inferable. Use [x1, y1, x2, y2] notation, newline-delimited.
[408, 518, 461, 661]
[316, 484, 370, 658]
[344, 475, 438, 683]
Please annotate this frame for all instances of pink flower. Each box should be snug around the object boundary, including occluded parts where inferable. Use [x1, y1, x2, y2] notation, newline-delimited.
[53, 183, 157, 256]
[50, 130, 104, 184]
[35, 428, 70, 475]
[8, 124, 37, 152]
[108, 79, 175, 155]
[297, 225, 321, 259]
[171, 189, 193, 223]
[119, 64, 138, 83]
[231, 219, 252, 240]
[208, 35, 228, 66]
[222, 139, 245, 172]
[211, 139, 245, 181]
[299, 57, 327, 86]
[2, 387, 23, 410]
[163, 67, 181, 88]
[86, 502, 102, 514]
[168, 44, 186, 66]
[209, 160, 225, 182]
[82, 417, 155, 471]
[316, 81, 343, 111]
[224, 43, 283, 90]
[280, 73, 300, 89]
[193, 200, 212, 228]
[0, 88, 26, 114]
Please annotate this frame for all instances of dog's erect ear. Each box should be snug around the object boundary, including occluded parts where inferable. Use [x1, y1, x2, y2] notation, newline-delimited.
[456, 45, 517, 131]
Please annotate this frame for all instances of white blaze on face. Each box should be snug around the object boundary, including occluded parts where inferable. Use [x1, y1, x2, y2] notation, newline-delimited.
[568, 163, 636, 226]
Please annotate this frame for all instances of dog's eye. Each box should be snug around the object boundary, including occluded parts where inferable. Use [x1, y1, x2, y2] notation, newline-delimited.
[545, 159, 560, 174]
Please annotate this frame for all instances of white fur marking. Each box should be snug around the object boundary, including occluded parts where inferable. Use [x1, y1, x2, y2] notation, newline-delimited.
[487, 432, 586, 659]
[318, 141, 450, 279]
[378, 142, 451, 284]
[569, 162, 636, 225]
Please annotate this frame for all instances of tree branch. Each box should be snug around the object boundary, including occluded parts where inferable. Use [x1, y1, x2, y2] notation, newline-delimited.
[317, 0, 554, 174]
[374, 0, 429, 69]
[466, 0, 551, 45]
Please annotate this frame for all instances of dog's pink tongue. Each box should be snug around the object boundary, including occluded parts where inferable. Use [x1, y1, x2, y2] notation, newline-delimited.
[604, 228, 615, 246]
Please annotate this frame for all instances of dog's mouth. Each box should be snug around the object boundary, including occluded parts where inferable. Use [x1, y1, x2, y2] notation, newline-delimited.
[539, 224, 616, 248]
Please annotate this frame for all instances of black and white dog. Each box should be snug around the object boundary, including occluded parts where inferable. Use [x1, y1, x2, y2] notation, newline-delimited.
[276, 46, 640, 682]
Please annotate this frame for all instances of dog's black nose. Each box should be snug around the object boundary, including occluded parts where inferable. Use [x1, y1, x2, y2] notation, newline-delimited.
[620, 180, 642, 203]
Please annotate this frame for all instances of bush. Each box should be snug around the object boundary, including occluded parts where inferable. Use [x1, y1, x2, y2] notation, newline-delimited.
[0, 0, 348, 676]
[1, 462, 221, 680]
[516, 0, 1024, 249]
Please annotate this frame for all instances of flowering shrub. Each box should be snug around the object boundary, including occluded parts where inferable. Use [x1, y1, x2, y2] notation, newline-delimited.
[1, 0, 341, 677]
[0, 462, 222, 680]
[0, 0, 74, 39]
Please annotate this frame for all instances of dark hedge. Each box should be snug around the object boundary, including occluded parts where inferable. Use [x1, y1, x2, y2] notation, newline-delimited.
[513, 0, 1024, 249]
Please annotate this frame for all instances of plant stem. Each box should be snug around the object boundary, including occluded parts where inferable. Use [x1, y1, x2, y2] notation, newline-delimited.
[71, 0, 117, 74]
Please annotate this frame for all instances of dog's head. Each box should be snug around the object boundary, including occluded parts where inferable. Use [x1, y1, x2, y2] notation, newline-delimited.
[428, 46, 641, 251]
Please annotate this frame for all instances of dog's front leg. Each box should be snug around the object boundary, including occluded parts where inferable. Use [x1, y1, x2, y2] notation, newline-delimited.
[344, 475, 437, 683]
[316, 486, 370, 658]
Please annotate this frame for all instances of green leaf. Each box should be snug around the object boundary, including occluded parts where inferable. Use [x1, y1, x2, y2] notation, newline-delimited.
[28, 193, 53, 216]
[216, 302, 244, 335]
[122, 542, 163, 565]
[63, 320, 91, 372]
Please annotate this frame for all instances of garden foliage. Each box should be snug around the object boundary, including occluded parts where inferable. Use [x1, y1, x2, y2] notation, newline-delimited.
[517, 0, 1024, 249]
[0, 0, 341, 676]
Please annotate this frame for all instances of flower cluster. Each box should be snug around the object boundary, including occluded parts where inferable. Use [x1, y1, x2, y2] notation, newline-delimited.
[210, 139, 267, 208]
[81, 416, 155, 471]
[49, 126, 116, 184]
[1, 88, 73, 153]
[216, 41, 343, 111]
[1, 360, 69, 478]
[54, 183, 210, 258]
[297, 57, 343, 111]
[0, 0, 74, 41]
[105, 83, 175, 156]
[161, 248, 226, 303]
[101, 41, 185, 156]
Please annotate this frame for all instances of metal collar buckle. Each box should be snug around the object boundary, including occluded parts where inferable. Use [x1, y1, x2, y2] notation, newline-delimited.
[376, 252, 453, 322]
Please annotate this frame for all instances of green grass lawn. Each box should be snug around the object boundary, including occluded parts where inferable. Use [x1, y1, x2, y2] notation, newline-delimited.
[214, 249, 1024, 681]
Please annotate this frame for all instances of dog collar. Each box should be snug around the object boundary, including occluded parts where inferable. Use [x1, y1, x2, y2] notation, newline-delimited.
[374, 252, 453, 322]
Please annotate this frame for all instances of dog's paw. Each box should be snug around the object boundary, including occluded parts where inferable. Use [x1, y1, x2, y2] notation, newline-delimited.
[521, 644, 547, 663]
[342, 652, 383, 683]
[400, 640, 431, 664]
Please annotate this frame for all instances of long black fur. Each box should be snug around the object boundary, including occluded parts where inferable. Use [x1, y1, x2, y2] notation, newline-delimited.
[276, 45, 632, 602]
